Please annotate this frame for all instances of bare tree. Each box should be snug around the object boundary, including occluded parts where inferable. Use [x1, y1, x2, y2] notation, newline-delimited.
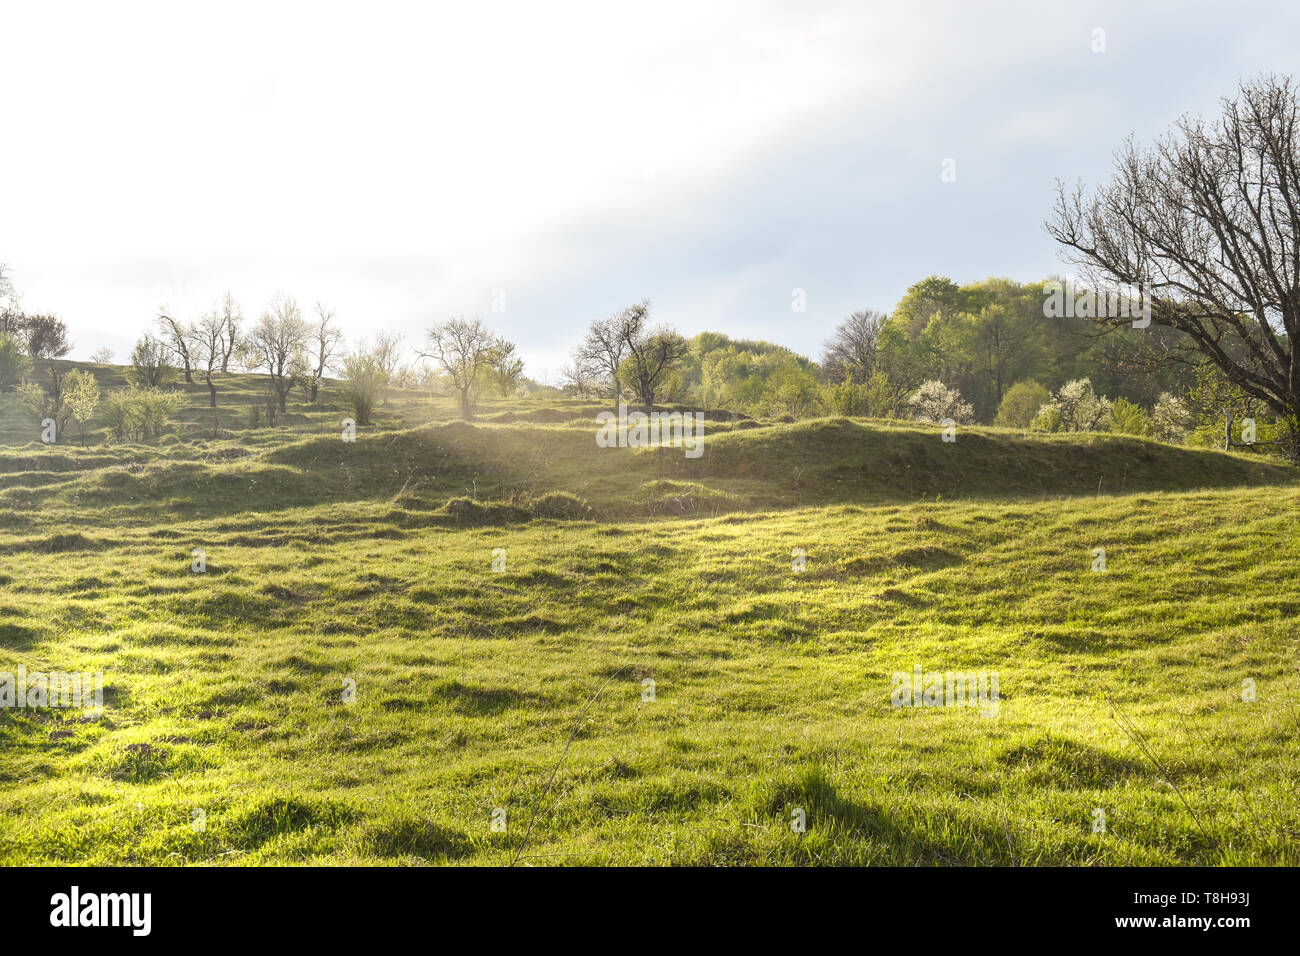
[246, 293, 309, 420]
[192, 309, 229, 407]
[218, 292, 242, 372]
[571, 308, 633, 404]
[0, 265, 23, 349]
[372, 331, 405, 381]
[156, 312, 195, 383]
[420, 317, 505, 419]
[560, 360, 604, 398]
[307, 302, 343, 403]
[1048, 73, 1300, 459]
[821, 309, 886, 384]
[0, 309, 22, 340]
[614, 301, 689, 409]
[0, 263, 16, 313]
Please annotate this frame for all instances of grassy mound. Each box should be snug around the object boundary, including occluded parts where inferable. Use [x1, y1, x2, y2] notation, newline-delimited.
[2, 414, 1290, 524]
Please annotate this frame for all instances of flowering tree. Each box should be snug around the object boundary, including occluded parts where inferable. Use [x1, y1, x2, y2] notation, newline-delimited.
[1035, 378, 1113, 433]
[907, 379, 974, 424]
[1151, 393, 1195, 443]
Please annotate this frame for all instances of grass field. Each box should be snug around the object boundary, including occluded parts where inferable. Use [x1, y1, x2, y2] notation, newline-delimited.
[1, 368, 1297, 865]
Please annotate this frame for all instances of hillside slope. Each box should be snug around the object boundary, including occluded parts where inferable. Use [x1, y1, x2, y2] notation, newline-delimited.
[0, 415, 1293, 525]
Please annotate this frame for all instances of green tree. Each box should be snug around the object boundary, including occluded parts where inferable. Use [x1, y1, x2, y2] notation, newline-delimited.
[823, 373, 871, 417]
[64, 369, 101, 445]
[1109, 397, 1151, 437]
[994, 381, 1051, 428]
[18, 380, 64, 438]
[765, 356, 822, 416]
[889, 275, 968, 339]
[127, 333, 177, 388]
[488, 340, 526, 397]
[0, 332, 31, 391]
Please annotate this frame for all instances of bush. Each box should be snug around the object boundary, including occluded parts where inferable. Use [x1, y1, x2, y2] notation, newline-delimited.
[0, 332, 30, 391]
[126, 333, 177, 389]
[101, 388, 184, 442]
[994, 381, 1050, 428]
[17, 380, 60, 435]
[1151, 393, 1194, 444]
[63, 369, 100, 444]
[823, 371, 902, 419]
[533, 492, 591, 519]
[339, 349, 388, 425]
[1109, 397, 1151, 437]
[1031, 405, 1062, 433]
[1034, 378, 1112, 433]
[823, 375, 869, 417]
[907, 379, 973, 424]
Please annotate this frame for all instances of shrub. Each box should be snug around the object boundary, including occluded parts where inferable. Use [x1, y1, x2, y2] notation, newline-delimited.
[126, 333, 177, 389]
[17, 380, 60, 434]
[1031, 405, 1062, 433]
[1109, 397, 1151, 437]
[824, 371, 903, 419]
[533, 492, 591, 519]
[822, 375, 870, 417]
[907, 379, 973, 424]
[63, 369, 101, 445]
[994, 380, 1050, 428]
[863, 372, 903, 418]
[1034, 378, 1112, 433]
[1151, 392, 1195, 444]
[0, 332, 30, 391]
[339, 348, 388, 426]
[101, 388, 184, 442]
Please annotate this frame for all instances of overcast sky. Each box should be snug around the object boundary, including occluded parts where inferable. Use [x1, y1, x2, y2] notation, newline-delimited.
[2, 0, 1298, 378]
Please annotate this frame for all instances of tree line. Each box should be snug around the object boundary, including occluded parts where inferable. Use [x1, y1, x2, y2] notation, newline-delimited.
[0, 264, 1287, 455]
[0, 270, 532, 440]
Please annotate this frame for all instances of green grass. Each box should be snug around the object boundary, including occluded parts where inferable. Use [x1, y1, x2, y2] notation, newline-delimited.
[1, 365, 1297, 865]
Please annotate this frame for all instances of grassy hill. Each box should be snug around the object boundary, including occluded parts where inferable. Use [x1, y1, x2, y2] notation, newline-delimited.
[0, 360, 1293, 522]
[0, 362, 1297, 864]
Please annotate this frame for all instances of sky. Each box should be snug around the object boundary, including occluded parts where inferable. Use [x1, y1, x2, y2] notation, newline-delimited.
[2, 0, 1298, 379]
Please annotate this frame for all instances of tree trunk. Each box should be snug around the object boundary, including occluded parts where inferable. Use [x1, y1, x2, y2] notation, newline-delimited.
[1284, 400, 1300, 463]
